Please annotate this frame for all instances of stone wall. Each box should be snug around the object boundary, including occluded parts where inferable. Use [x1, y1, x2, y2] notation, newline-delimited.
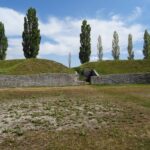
[0, 73, 80, 88]
[91, 73, 150, 85]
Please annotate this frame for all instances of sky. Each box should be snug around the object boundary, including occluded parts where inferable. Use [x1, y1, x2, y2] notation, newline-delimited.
[0, 0, 150, 67]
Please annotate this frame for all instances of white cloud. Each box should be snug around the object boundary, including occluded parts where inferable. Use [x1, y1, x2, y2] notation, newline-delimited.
[40, 42, 69, 55]
[0, 7, 145, 60]
[89, 19, 144, 57]
[0, 7, 24, 36]
[90, 56, 98, 62]
[39, 17, 144, 58]
[39, 18, 81, 56]
[90, 55, 111, 62]
[7, 38, 24, 59]
[127, 6, 142, 22]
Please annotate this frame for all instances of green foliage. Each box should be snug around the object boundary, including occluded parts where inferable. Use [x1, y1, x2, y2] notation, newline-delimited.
[75, 60, 150, 75]
[22, 7, 41, 58]
[79, 20, 91, 64]
[0, 59, 74, 75]
[0, 22, 8, 60]
[127, 34, 134, 60]
[143, 30, 150, 59]
[97, 35, 103, 61]
[112, 31, 120, 60]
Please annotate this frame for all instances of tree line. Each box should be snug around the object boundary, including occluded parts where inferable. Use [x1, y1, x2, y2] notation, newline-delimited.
[0, 8, 150, 65]
[79, 20, 150, 63]
[0, 7, 41, 60]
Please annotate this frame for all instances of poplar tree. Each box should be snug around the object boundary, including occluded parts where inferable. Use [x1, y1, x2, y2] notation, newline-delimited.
[97, 35, 103, 61]
[22, 7, 41, 58]
[127, 34, 134, 60]
[79, 20, 91, 64]
[112, 31, 120, 60]
[0, 22, 8, 60]
[143, 30, 150, 59]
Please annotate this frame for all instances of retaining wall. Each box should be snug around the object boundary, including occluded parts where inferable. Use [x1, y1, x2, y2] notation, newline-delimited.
[0, 73, 80, 88]
[91, 73, 150, 85]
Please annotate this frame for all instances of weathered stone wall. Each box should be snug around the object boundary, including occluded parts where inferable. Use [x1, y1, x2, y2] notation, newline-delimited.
[91, 73, 150, 85]
[0, 73, 80, 88]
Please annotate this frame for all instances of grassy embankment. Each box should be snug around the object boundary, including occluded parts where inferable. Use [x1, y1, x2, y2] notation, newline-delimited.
[0, 59, 74, 75]
[75, 60, 150, 75]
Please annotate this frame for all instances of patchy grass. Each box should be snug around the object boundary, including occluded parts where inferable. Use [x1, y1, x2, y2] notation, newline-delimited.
[0, 85, 150, 150]
[74, 60, 150, 75]
[0, 59, 74, 75]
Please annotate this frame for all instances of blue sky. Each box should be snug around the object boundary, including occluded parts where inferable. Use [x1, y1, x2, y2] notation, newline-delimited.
[0, 0, 149, 67]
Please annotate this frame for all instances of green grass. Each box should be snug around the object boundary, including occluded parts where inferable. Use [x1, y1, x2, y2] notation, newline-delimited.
[74, 60, 150, 75]
[0, 59, 74, 75]
[0, 85, 150, 150]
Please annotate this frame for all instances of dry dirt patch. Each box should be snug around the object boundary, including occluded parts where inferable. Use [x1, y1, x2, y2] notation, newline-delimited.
[0, 85, 150, 149]
[0, 95, 123, 139]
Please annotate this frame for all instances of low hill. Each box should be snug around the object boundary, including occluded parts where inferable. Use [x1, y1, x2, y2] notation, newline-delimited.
[0, 59, 74, 75]
[75, 60, 150, 75]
